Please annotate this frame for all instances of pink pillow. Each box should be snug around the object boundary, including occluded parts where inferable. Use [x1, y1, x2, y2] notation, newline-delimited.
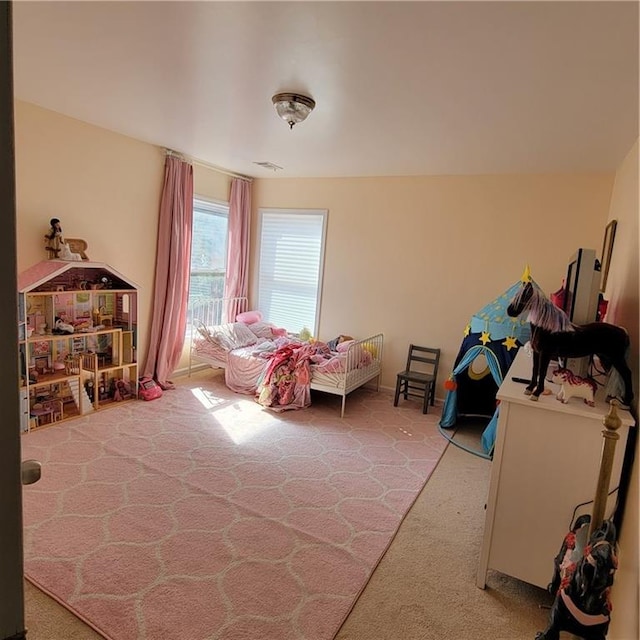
[248, 321, 276, 339]
[336, 340, 355, 352]
[236, 310, 263, 325]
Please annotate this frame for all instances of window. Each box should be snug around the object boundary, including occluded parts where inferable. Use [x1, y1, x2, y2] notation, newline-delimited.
[257, 208, 327, 335]
[188, 198, 229, 325]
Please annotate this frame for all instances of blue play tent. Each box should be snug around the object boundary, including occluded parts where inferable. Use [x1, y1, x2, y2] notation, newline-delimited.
[439, 273, 534, 457]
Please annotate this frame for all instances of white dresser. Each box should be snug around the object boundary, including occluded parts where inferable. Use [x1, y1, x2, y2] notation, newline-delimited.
[476, 348, 634, 590]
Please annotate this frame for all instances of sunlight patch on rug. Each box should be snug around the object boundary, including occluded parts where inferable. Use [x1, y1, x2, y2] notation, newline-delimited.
[190, 385, 276, 444]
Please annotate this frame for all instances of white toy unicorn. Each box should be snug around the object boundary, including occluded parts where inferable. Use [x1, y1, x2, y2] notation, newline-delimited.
[551, 368, 597, 407]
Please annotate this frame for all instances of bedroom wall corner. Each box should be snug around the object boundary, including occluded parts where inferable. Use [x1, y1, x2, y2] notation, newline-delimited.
[604, 137, 639, 640]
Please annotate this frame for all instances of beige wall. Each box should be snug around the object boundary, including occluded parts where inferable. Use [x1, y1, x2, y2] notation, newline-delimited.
[251, 175, 613, 389]
[193, 164, 232, 204]
[605, 139, 639, 640]
[14, 100, 231, 366]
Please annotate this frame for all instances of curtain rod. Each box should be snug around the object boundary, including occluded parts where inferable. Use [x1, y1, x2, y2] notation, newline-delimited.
[164, 148, 253, 182]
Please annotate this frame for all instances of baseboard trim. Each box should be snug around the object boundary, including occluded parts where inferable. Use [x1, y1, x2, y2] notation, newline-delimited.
[172, 363, 222, 379]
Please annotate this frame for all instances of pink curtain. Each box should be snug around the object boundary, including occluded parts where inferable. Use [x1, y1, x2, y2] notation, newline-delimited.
[224, 178, 251, 321]
[142, 156, 194, 389]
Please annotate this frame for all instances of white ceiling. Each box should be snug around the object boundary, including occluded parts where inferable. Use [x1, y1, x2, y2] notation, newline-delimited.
[11, 1, 639, 179]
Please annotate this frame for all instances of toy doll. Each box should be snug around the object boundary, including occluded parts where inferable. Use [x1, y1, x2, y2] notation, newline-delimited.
[45, 218, 82, 261]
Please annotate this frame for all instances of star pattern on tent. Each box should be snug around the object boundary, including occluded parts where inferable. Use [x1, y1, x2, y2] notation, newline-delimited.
[479, 331, 491, 345]
[464, 324, 471, 337]
[503, 335, 518, 350]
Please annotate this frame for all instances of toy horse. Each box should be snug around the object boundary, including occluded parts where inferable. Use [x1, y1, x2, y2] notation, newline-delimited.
[507, 281, 633, 406]
[552, 368, 597, 407]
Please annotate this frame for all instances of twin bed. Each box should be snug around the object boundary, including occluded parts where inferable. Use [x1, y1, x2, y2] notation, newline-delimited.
[188, 298, 384, 417]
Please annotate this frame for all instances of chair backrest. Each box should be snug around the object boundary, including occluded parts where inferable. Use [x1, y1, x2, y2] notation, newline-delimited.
[66, 238, 89, 260]
[405, 344, 440, 376]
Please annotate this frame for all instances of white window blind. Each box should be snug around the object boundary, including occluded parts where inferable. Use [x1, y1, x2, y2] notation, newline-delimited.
[257, 209, 327, 335]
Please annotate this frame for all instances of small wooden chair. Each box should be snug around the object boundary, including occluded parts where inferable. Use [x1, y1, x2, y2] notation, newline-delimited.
[394, 345, 441, 413]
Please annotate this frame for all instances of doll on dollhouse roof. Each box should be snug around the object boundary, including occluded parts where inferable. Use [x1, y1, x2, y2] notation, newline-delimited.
[44, 218, 89, 261]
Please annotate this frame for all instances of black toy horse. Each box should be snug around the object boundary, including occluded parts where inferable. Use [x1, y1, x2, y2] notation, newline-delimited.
[536, 516, 618, 640]
[507, 281, 633, 405]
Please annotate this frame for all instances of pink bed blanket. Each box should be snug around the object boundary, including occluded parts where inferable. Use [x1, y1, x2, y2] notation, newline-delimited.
[225, 345, 270, 394]
[256, 342, 318, 411]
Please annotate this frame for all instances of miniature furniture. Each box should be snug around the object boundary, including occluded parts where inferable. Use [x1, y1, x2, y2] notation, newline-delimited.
[476, 348, 634, 590]
[394, 344, 441, 413]
[18, 260, 139, 431]
[30, 399, 62, 427]
[45, 237, 89, 260]
[98, 312, 113, 327]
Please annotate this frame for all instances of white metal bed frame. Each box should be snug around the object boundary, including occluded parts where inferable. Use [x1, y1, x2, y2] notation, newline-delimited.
[309, 332, 384, 417]
[188, 296, 247, 375]
[188, 297, 384, 417]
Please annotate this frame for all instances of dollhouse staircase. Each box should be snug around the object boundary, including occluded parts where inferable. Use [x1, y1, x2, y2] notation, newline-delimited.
[68, 378, 94, 414]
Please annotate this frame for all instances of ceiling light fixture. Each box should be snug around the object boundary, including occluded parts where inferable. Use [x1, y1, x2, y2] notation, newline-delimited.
[272, 93, 316, 129]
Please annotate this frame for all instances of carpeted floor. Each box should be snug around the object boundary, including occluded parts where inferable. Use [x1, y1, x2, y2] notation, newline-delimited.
[334, 419, 554, 640]
[21, 371, 452, 640]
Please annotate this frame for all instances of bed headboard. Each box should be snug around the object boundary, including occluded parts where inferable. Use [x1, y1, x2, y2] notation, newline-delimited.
[189, 296, 248, 328]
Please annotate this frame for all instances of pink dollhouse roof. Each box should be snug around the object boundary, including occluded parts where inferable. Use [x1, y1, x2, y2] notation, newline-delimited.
[18, 260, 138, 293]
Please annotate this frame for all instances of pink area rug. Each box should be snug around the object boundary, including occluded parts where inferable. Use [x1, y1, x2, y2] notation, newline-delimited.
[21, 374, 447, 640]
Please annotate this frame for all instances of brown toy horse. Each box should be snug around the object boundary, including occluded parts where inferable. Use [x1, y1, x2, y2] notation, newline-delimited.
[507, 281, 633, 406]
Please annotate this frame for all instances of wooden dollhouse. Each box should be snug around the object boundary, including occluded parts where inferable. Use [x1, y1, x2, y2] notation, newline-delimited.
[18, 260, 138, 431]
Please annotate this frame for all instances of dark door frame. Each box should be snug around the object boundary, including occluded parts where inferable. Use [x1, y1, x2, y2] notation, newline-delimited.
[0, 2, 27, 638]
